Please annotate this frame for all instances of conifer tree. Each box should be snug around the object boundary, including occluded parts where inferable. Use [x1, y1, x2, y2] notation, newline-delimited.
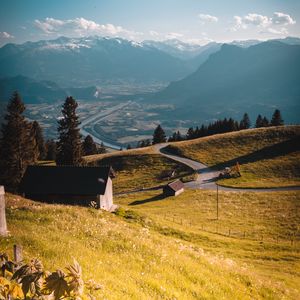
[82, 135, 97, 156]
[152, 124, 167, 144]
[239, 113, 251, 129]
[31, 121, 46, 160]
[186, 127, 195, 140]
[271, 109, 284, 126]
[255, 115, 263, 128]
[0, 92, 34, 191]
[262, 116, 269, 127]
[98, 142, 106, 154]
[56, 96, 82, 165]
[45, 139, 57, 161]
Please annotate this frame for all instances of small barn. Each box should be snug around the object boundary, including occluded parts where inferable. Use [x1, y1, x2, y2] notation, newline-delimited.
[163, 179, 184, 197]
[20, 166, 116, 211]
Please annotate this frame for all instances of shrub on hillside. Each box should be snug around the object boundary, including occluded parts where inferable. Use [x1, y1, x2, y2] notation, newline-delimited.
[0, 253, 102, 299]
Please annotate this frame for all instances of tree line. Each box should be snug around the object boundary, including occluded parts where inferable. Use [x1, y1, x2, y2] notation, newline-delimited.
[149, 110, 284, 144]
[0, 92, 104, 191]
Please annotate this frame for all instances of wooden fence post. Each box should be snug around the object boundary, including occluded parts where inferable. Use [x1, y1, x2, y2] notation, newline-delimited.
[14, 245, 23, 263]
[0, 186, 7, 236]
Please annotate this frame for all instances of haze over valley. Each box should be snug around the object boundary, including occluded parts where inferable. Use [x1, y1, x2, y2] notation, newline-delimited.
[0, 35, 300, 147]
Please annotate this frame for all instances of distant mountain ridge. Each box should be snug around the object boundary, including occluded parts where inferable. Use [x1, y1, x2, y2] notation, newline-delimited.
[0, 75, 98, 103]
[153, 41, 300, 123]
[0, 36, 195, 87]
[1, 35, 299, 89]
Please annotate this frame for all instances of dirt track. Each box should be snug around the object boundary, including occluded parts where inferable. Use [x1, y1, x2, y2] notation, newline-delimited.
[154, 144, 300, 192]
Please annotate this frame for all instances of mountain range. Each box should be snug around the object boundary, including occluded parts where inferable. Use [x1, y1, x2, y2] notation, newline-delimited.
[0, 36, 201, 87]
[154, 40, 300, 123]
[0, 36, 300, 123]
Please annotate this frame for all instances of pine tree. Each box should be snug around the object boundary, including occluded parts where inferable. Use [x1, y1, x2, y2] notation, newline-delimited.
[126, 144, 132, 150]
[0, 92, 35, 191]
[31, 121, 46, 160]
[45, 139, 57, 161]
[82, 135, 97, 156]
[262, 116, 269, 127]
[186, 127, 195, 140]
[271, 109, 284, 126]
[97, 142, 106, 154]
[56, 96, 83, 166]
[152, 124, 166, 144]
[239, 113, 251, 129]
[255, 115, 263, 128]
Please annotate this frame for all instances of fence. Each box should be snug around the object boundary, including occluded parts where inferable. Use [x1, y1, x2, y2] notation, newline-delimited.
[162, 214, 299, 247]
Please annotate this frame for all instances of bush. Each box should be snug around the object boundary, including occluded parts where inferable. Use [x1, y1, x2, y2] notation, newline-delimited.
[0, 253, 102, 299]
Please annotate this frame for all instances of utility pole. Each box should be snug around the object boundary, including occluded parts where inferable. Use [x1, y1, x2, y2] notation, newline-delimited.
[216, 185, 219, 220]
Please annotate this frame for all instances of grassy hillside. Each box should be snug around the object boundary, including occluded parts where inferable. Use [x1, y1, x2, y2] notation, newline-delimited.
[115, 189, 300, 298]
[165, 126, 300, 188]
[1, 191, 299, 299]
[86, 149, 194, 193]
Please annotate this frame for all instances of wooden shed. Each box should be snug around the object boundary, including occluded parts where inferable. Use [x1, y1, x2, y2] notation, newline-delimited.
[20, 166, 116, 211]
[163, 180, 184, 197]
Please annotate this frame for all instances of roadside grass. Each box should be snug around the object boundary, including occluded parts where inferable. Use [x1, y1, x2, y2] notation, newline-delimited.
[1, 193, 294, 299]
[165, 126, 300, 188]
[115, 189, 300, 297]
[87, 153, 194, 193]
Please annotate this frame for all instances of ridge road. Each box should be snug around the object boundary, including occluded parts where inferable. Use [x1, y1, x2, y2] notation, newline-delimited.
[154, 143, 300, 192]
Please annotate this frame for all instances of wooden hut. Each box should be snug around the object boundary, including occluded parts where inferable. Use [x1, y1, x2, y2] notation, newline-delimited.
[20, 166, 115, 211]
[163, 180, 184, 197]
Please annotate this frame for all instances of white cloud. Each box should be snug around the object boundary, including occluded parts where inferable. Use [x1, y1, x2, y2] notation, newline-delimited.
[262, 27, 289, 35]
[0, 31, 14, 39]
[165, 32, 183, 39]
[244, 14, 270, 27]
[34, 17, 143, 40]
[198, 14, 218, 23]
[231, 12, 296, 34]
[272, 12, 296, 25]
[149, 30, 159, 37]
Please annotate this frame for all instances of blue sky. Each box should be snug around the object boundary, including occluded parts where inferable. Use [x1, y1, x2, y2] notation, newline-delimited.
[0, 0, 299, 46]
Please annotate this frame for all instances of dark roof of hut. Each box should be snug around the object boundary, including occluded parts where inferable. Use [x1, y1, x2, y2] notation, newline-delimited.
[20, 166, 115, 195]
[165, 180, 184, 192]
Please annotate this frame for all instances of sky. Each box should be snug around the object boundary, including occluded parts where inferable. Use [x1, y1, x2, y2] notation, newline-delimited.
[0, 0, 300, 46]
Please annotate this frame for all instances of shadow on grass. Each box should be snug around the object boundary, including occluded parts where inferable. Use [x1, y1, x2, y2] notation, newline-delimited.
[210, 138, 300, 170]
[129, 193, 167, 206]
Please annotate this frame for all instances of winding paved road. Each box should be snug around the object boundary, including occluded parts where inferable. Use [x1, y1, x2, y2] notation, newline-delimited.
[154, 144, 300, 192]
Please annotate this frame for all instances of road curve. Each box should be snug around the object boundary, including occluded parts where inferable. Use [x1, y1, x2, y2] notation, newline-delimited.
[154, 144, 300, 192]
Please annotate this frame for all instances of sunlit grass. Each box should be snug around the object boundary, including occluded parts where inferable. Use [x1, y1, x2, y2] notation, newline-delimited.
[2, 192, 296, 299]
[87, 153, 194, 193]
[165, 126, 300, 188]
[115, 189, 300, 298]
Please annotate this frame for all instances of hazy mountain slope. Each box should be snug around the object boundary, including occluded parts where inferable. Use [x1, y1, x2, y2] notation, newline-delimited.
[154, 41, 300, 123]
[0, 36, 193, 86]
[0, 75, 98, 103]
[142, 39, 204, 59]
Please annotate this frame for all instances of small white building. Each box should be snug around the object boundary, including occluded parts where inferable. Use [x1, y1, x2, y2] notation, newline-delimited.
[163, 180, 184, 197]
[20, 166, 115, 211]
